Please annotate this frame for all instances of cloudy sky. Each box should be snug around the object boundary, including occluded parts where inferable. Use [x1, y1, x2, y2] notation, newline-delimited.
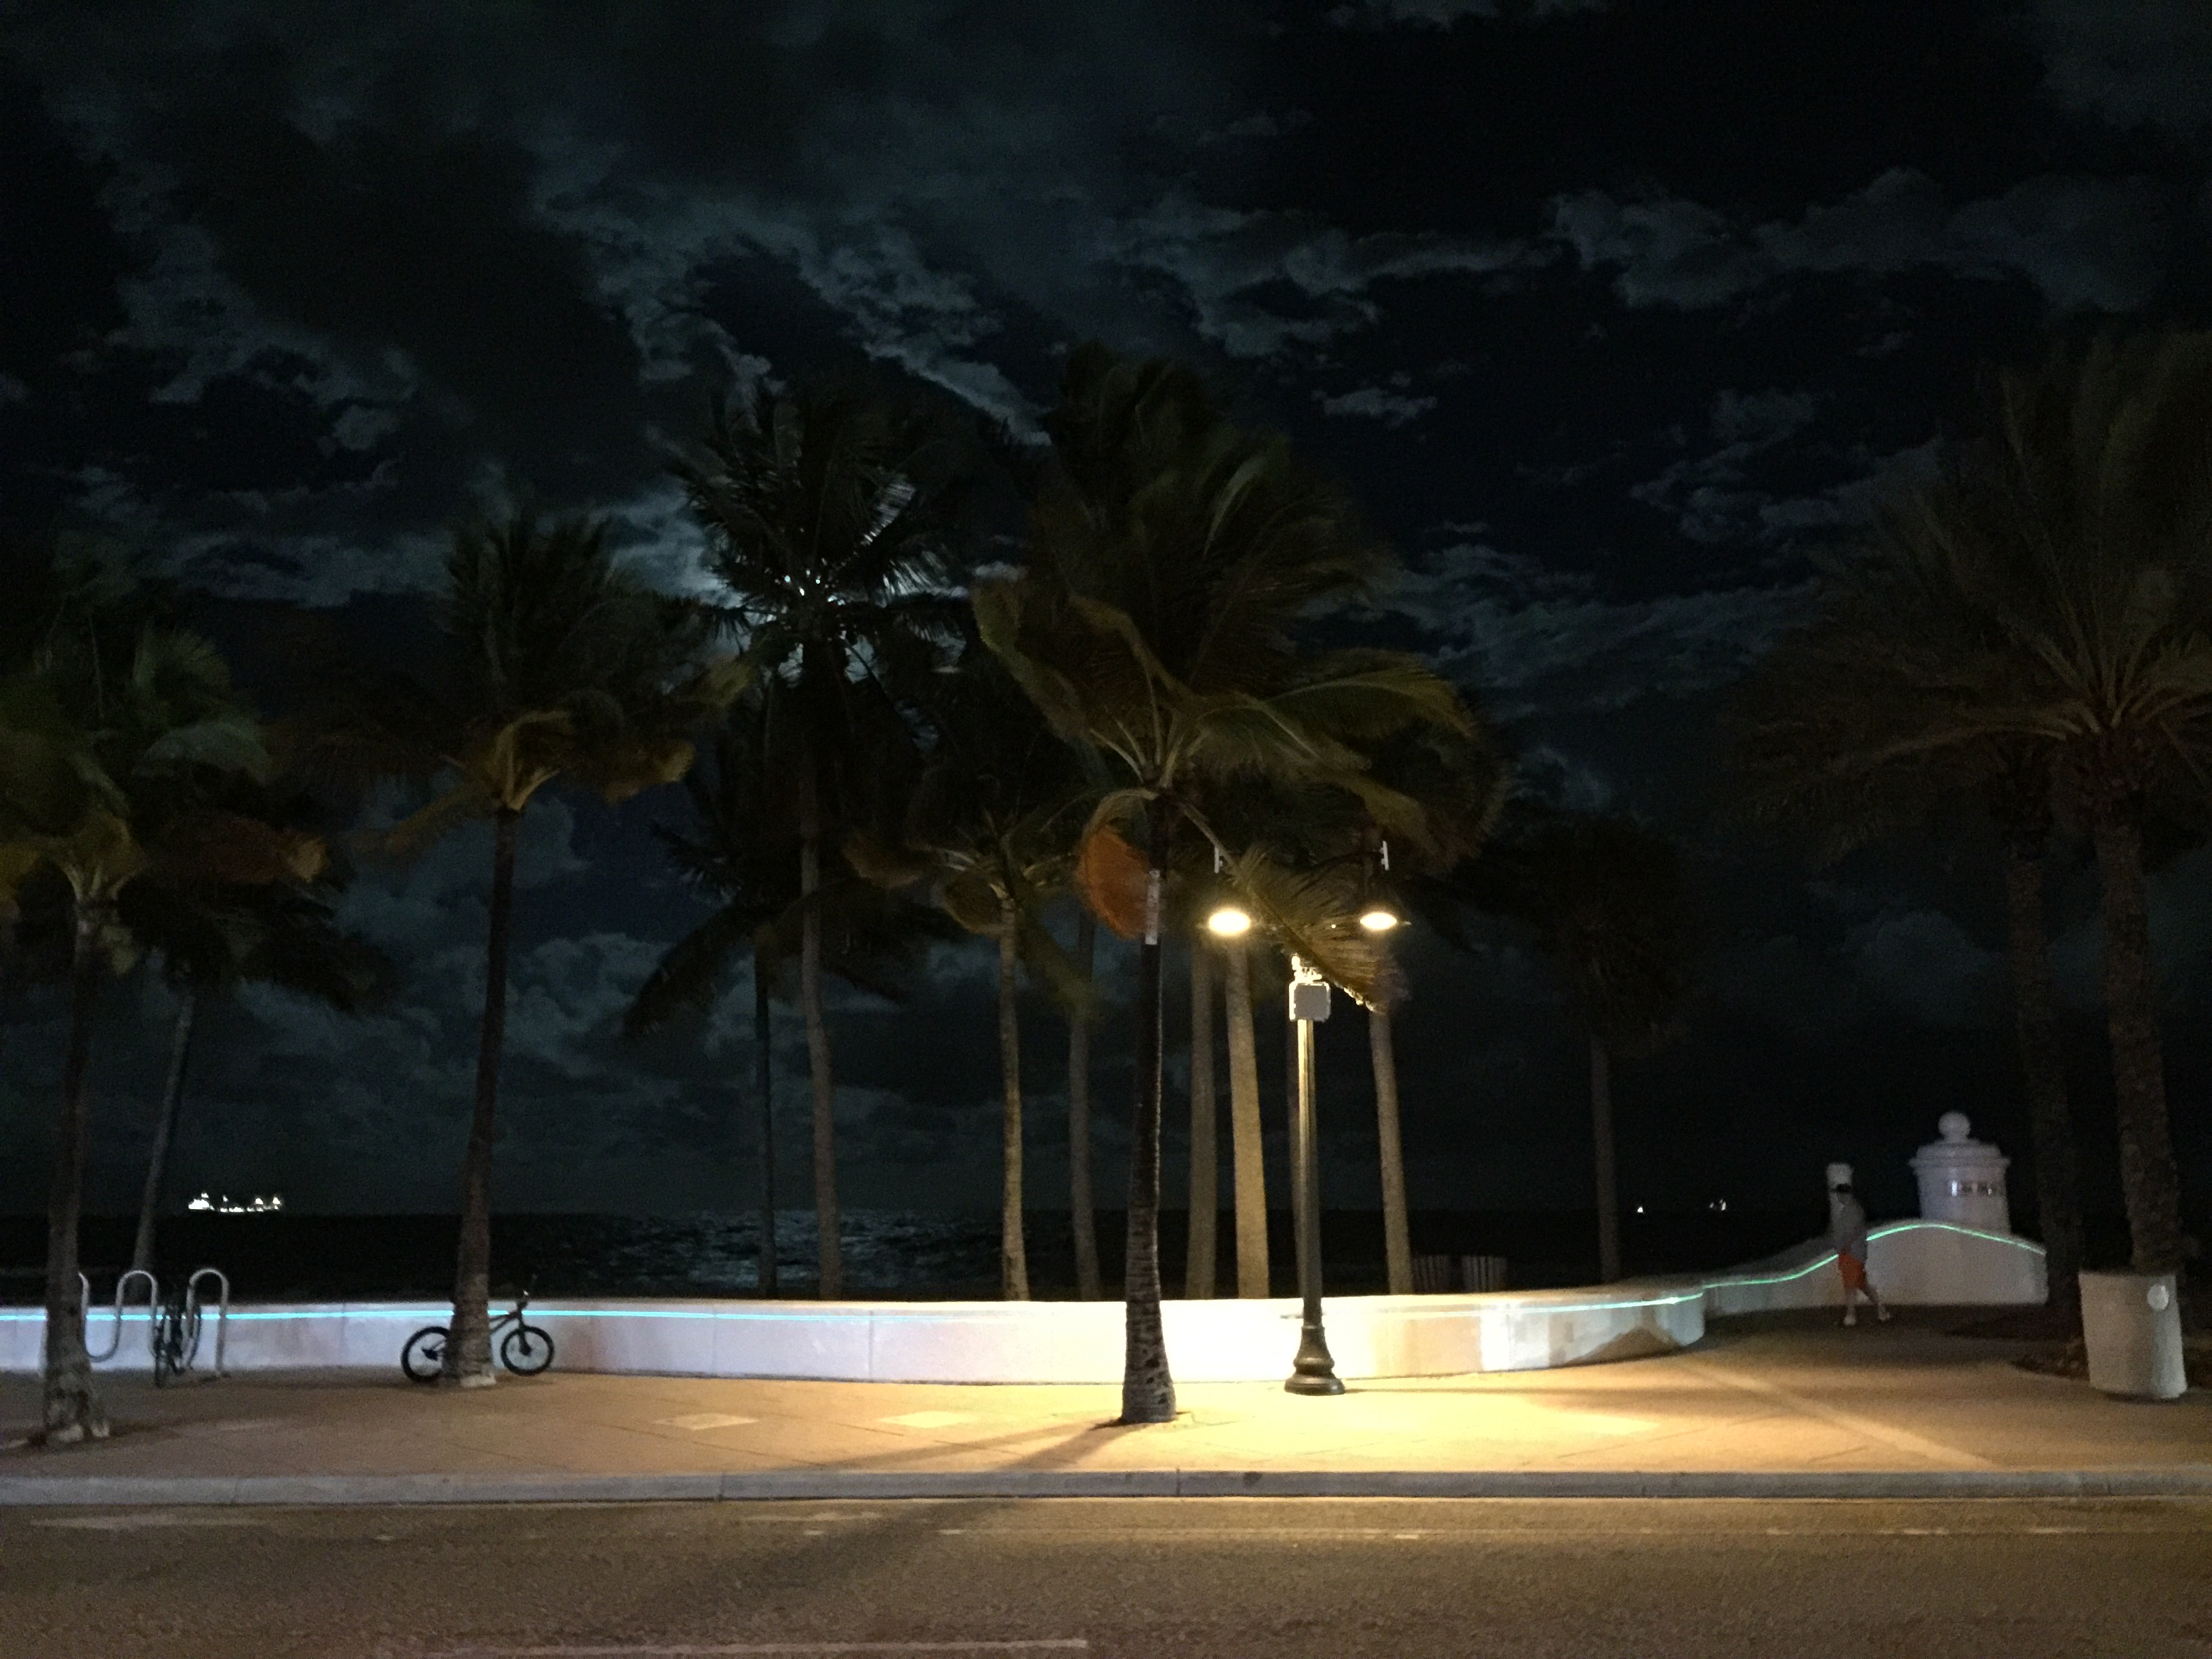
[3, 1, 2211, 1236]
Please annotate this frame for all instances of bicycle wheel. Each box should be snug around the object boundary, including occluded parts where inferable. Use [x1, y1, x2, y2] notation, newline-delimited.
[152, 1313, 179, 1389]
[500, 1324, 554, 1376]
[152, 1294, 194, 1387]
[401, 1325, 448, 1384]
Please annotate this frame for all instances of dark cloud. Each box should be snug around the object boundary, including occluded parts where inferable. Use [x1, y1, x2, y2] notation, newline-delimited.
[2, 1, 2209, 1221]
[1553, 169, 2169, 314]
[2029, 0, 2212, 142]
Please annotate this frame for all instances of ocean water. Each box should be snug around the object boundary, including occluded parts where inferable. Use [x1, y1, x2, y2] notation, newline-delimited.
[0, 1206, 1820, 1305]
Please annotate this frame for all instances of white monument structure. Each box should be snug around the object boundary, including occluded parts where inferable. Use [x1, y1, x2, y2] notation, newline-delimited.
[1910, 1111, 2011, 1232]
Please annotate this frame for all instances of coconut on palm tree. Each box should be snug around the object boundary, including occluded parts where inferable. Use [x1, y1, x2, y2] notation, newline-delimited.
[979, 346, 1475, 1420]
[314, 508, 729, 1382]
[675, 381, 971, 1298]
[626, 689, 955, 1296]
[1, 624, 310, 1442]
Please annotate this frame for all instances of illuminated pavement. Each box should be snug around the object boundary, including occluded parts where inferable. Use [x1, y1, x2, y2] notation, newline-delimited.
[4, 1495, 2211, 1657]
[2, 1312, 2206, 1495]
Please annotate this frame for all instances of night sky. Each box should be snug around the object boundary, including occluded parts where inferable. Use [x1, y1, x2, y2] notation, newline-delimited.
[3, 3, 2210, 1235]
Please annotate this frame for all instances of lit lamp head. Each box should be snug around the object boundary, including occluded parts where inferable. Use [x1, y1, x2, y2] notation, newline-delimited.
[1206, 903, 1253, 938]
[1357, 838, 1401, 934]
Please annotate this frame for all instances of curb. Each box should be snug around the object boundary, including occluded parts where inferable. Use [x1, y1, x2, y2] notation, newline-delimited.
[3, 1467, 2211, 1505]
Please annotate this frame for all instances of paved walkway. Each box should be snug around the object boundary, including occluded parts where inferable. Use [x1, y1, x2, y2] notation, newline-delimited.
[3, 1311, 2207, 1500]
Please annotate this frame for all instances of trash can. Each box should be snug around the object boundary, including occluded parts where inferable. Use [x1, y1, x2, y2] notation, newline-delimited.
[2079, 1270, 2188, 1401]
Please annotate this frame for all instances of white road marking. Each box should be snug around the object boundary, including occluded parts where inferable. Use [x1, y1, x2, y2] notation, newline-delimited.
[436, 1643, 1087, 1656]
[878, 1411, 976, 1429]
[656, 1414, 758, 1431]
[35, 1513, 267, 1532]
[913, 1523, 2205, 1541]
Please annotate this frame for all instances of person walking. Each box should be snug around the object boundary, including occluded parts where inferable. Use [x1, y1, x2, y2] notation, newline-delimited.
[1826, 1163, 1890, 1327]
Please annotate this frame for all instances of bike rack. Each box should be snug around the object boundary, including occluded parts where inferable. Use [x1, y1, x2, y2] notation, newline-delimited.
[81, 1269, 160, 1364]
[184, 1267, 230, 1378]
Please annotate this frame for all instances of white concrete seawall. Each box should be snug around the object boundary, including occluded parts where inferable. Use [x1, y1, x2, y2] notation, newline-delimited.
[0, 1219, 2041, 1382]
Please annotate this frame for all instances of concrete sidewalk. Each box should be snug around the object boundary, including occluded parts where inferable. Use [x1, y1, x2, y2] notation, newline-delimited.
[3, 1311, 2207, 1502]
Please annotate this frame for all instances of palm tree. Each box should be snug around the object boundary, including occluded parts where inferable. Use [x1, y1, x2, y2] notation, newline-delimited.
[1, 625, 304, 1442]
[627, 691, 948, 1298]
[675, 381, 970, 1298]
[979, 346, 1473, 1420]
[1452, 803, 1687, 1284]
[121, 835, 394, 1274]
[1734, 572, 2091, 1321]
[1330, 736, 1505, 1294]
[1206, 724, 1507, 1295]
[1736, 333, 2212, 1283]
[1219, 930, 1269, 1297]
[316, 508, 726, 1382]
[1184, 935, 1218, 1298]
[848, 657, 1090, 1299]
[1065, 910, 1103, 1299]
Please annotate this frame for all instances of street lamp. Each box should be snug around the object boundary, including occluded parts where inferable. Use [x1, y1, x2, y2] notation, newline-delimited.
[1206, 903, 1253, 937]
[1356, 838, 1401, 934]
[1284, 956, 1345, 1396]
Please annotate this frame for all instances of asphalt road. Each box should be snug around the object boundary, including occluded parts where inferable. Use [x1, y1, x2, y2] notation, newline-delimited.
[3, 1497, 2209, 1659]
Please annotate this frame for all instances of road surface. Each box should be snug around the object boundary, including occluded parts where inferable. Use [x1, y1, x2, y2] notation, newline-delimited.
[4, 1497, 2209, 1658]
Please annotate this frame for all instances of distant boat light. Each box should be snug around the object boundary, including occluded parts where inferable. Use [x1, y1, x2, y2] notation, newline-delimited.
[186, 1191, 284, 1215]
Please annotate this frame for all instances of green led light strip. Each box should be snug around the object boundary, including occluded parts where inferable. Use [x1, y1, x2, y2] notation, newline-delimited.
[0, 1222, 2042, 1328]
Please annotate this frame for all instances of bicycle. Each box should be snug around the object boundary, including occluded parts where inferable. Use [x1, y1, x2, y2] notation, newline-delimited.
[401, 1290, 555, 1382]
[152, 1282, 199, 1388]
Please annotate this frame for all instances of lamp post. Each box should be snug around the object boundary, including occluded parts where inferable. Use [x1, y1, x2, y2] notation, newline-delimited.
[1206, 841, 1403, 1398]
[1284, 956, 1343, 1395]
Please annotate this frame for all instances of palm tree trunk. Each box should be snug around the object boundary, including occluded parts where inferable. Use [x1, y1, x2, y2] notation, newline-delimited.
[1999, 838, 2083, 1324]
[41, 903, 108, 1443]
[798, 745, 842, 1299]
[1370, 999, 1413, 1295]
[445, 805, 520, 1385]
[1591, 1032, 1620, 1284]
[1067, 913, 1101, 1300]
[1223, 942, 1269, 1298]
[1185, 941, 1217, 1298]
[129, 984, 198, 1276]
[754, 960, 778, 1298]
[998, 920, 1029, 1300]
[1120, 798, 1176, 1424]
[2087, 804, 2186, 1275]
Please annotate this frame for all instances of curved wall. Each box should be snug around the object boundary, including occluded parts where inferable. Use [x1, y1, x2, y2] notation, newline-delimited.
[0, 1219, 2041, 1384]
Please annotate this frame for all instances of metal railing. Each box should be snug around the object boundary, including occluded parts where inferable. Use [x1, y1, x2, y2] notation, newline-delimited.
[81, 1268, 160, 1362]
[181, 1267, 230, 1379]
[70, 1266, 229, 1378]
